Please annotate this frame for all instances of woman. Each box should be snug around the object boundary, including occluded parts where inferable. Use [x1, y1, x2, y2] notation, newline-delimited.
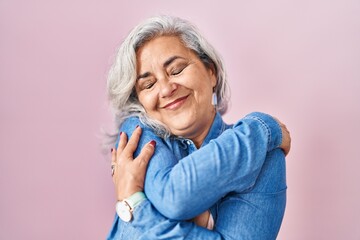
[107, 15, 290, 239]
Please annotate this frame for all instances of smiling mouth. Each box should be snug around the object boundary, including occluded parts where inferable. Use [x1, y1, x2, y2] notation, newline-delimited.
[162, 95, 189, 110]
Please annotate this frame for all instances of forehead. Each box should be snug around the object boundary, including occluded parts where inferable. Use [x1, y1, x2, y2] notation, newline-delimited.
[136, 36, 194, 66]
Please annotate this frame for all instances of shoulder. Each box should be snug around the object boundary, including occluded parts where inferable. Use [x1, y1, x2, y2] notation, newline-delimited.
[120, 116, 142, 131]
[120, 116, 164, 143]
[120, 116, 152, 134]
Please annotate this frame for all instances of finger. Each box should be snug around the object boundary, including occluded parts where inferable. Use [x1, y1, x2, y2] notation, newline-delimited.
[287, 135, 292, 156]
[116, 132, 128, 162]
[111, 149, 117, 179]
[282, 124, 289, 133]
[136, 140, 156, 169]
[111, 164, 116, 181]
[284, 135, 291, 156]
[111, 148, 117, 165]
[124, 126, 142, 155]
[117, 132, 128, 152]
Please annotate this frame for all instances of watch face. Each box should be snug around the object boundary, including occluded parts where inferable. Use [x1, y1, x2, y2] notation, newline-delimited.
[116, 202, 132, 222]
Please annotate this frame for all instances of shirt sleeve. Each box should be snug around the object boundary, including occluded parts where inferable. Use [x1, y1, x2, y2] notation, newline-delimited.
[108, 112, 283, 239]
[135, 112, 282, 220]
[133, 200, 225, 240]
[107, 201, 226, 240]
[131, 147, 286, 240]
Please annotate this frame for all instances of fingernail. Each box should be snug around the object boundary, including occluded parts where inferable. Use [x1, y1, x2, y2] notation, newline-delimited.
[119, 131, 123, 136]
[149, 140, 156, 147]
[111, 148, 113, 153]
[136, 125, 140, 129]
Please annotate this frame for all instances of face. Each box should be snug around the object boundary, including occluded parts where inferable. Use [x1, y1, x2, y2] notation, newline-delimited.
[135, 36, 217, 146]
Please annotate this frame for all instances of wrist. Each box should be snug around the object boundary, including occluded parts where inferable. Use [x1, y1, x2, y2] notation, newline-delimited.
[116, 191, 147, 222]
[117, 186, 144, 201]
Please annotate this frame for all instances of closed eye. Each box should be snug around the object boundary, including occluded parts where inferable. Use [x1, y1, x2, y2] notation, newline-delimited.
[170, 64, 187, 76]
[144, 81, 155, 89]
[137, 78, 156, 90]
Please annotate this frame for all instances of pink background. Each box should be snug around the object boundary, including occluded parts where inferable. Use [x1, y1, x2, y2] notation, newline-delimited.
[1, 0, 359, 239]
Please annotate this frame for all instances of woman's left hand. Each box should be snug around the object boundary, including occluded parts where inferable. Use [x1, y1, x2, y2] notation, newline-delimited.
[274, 117, 291, 156]
[111, 126, 156, 201]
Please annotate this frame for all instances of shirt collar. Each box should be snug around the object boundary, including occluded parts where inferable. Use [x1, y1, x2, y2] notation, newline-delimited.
[168, 112, 228, 149]
[201, 112, 228, 148]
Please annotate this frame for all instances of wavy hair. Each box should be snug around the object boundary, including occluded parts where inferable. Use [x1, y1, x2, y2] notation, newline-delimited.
[107, 15, 230, 139]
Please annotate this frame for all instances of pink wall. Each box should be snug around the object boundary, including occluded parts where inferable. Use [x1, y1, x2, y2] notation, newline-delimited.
[1, 0, 359, 239]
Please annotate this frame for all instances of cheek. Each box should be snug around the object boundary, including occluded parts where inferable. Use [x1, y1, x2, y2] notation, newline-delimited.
[193, 76, 214, 98]
[138, 92, 156, 112]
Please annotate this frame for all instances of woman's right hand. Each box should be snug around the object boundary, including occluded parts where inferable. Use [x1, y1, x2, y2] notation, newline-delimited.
[110, 126, 211, 228]
[111, 126, 156, 201]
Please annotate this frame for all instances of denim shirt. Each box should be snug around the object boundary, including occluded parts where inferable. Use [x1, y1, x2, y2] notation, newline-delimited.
[107, 112, 287, 239]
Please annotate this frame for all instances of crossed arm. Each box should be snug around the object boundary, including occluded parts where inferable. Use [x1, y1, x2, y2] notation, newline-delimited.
[108, 112, 290, 239]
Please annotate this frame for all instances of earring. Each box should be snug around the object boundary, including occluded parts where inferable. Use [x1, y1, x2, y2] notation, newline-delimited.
[212, 92, 218, 107]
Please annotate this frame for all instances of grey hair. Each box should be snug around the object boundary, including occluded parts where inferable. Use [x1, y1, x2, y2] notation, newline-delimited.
[107, 15, 230, 139]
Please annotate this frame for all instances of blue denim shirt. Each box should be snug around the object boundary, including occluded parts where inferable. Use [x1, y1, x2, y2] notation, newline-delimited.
[107, 112, 287, 239]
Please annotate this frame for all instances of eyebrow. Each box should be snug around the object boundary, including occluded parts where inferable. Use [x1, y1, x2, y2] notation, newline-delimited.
[163, 56, 184, 68]
[136, 56, 185, 81]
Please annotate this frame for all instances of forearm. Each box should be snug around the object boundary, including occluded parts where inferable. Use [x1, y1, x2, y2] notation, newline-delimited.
[130, 149, 286, 240]
[129, 147, 286, 240]
[118, 112, 282, 220]
[132, 200, 224, 240]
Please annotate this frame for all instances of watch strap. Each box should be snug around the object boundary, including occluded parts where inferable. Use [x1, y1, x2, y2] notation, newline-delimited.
[124, 191, 146, 210]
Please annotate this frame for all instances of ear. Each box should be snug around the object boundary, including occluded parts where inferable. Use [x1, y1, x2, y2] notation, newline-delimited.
[208, 64, 217, 88]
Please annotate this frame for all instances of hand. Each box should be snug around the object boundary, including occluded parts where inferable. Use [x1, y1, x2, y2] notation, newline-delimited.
[274, 117, 291, 156]
[111, 126, 156, 201]
[192, 210, 210, 228]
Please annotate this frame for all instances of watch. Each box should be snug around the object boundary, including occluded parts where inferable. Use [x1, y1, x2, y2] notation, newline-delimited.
[116, 192, 146, 222]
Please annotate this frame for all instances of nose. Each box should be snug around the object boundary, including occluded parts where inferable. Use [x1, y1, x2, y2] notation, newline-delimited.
[158, 78, 177, 98]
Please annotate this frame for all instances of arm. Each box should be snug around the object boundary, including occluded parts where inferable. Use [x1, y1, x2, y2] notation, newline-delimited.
[120, 112, 283, 220]
[134, 150, 286, 240]
[108, 126, 225, 239]
[108, 199, 225, 240]
[215, 149, 287, 239]
[129, 148, 288, 240]
[134, 200, 224, 240]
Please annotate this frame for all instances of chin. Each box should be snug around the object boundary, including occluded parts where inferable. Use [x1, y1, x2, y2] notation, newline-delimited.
[162, 111, 198, 135]
[168, 121, 196, 137]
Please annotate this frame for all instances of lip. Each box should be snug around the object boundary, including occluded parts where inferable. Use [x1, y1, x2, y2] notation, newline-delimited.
[162, 95, 189, 110]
